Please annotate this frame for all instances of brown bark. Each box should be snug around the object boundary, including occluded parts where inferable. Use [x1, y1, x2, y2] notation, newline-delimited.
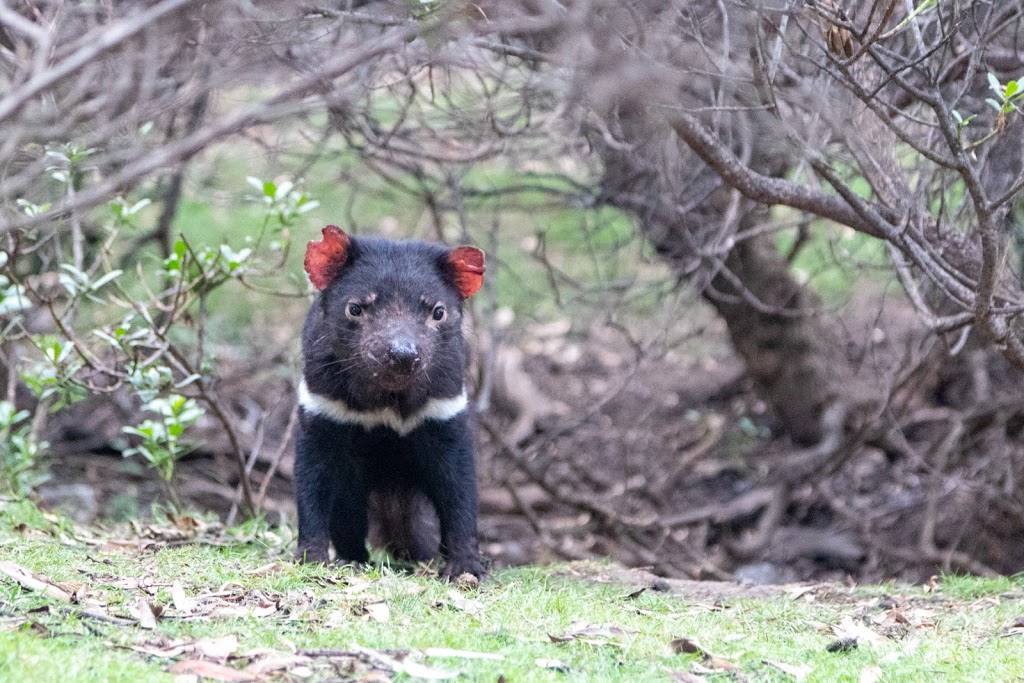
[704, 234, 836, 445]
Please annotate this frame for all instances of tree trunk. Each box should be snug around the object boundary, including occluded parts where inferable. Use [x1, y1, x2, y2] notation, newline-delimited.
[704, 232, 836, 445]
[594, 114, 838, 445]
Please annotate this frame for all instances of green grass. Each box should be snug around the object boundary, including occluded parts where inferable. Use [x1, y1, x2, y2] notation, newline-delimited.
[2, 499, 1024, 682]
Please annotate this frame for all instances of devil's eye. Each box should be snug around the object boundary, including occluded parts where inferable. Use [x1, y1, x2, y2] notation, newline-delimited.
[432, 304, 447, 322]
[347, 303, 363, 318]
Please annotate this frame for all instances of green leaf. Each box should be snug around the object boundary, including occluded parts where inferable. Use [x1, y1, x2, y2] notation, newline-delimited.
[92, 330, 122, 348]
[91, 269, 123, 291]
[16, 198, 49, 217]
[274, 180, 294, 200]
[59, 264, 89, 284]
[218, 245, 252, 271]
[174, 377, 201, 393]
[128, 199, 152, 215]
[0, 283, 30, 315]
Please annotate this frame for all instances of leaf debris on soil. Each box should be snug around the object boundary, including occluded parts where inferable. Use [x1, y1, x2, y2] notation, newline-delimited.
[4, 500, 1024, 682]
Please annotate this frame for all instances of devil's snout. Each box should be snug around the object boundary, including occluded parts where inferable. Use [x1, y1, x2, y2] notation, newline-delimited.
[384, 336, 420, 372]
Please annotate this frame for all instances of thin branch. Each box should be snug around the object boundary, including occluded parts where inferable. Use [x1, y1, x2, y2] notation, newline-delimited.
[665, 109, 896, 239]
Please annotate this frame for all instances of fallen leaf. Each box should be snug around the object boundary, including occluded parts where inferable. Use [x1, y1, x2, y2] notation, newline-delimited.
[246, 562, 289, 577]
[832, 616, 885, 647]
[131, 598, 160, 629]
[550, 622, 631, 647]
[244, 655, 312, 675]
[0, 562, 73, 601]
[444, 589, 484, 616]
[130, 641, 190, 659]
[392, 579, 427, 596]
[970, 596, 1000, 611]
[100, 539, 142, 554]
[195, 635, 239, 660]
[210, 601, 278, 619]
[361, 601, 390, 623]
[669, 637, 706, 656]
[168, 660, 258, 682]
[139, 574, 158, 594]
[168, 513, 201, 533]
[701, 656, 741, 673]
[669, 638, 738, 672]
[0, 616, 28, 631]
[172, 583, 196, 614]
[325, 610, 348, 628]
[665, 670, 709, 682]
[905, 608, 936, 629]
[860, 664, 883, 683]
[342, 578, 376, 595]
[351, 643, 456, 680]
[784, 585, 817, 601]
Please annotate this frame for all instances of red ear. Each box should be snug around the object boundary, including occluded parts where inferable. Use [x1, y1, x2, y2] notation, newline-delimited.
[304, 226, 350, 290]
[447, 246, 485, 299]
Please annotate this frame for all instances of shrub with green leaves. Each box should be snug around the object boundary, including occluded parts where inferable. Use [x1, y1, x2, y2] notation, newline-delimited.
[1, 166, 317, 509]
[0, 401, 48, 498]
[122, 394, 204, 488]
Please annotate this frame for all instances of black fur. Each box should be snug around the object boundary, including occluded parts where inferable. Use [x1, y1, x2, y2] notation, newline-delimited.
[294, 235, 485, 579]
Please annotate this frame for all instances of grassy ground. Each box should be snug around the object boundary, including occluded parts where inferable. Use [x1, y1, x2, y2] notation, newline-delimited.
[2, 499, 1023, 682]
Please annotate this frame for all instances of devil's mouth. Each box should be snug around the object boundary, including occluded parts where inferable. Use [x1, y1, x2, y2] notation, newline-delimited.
[368, 367, 420, 392]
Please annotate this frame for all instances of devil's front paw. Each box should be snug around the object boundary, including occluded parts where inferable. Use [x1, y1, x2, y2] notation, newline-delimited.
[440, 554, 487, 585]
[332, 556, 370, 570]
[295, 545, 330, 564]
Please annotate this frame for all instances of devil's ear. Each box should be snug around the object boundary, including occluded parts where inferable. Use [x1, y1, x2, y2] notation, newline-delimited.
[446, 246, 485, 299]
[304, 226, 351, 290]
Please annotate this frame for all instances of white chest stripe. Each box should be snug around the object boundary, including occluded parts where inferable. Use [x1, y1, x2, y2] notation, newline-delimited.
[297, 380, 468, 435]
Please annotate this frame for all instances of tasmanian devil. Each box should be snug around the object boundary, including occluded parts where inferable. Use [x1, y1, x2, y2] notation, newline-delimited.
[294, 225, 487, 580]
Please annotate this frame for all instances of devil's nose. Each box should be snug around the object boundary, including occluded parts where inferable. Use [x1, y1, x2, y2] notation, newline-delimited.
[385, 339, 420, 371]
